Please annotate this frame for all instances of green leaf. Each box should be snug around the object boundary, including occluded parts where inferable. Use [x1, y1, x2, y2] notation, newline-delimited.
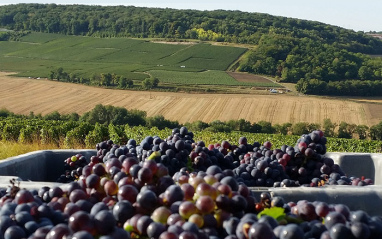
[257, 207, 286, 222]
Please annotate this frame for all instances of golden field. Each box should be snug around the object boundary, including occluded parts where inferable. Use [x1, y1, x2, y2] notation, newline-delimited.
[1, 72, 382, 127]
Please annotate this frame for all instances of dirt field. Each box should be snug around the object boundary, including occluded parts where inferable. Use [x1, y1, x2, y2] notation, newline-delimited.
[227, 72, 275, 84]
[1, 72, 382, 126]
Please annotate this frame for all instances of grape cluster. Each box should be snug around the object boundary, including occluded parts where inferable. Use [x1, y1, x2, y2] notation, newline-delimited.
[187, 130, 372, 188]
[57, 154, 89, 183]
[96, 127, 195, 177]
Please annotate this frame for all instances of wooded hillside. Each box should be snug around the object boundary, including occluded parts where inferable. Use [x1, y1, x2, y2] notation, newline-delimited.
[1, 4, 382, 96]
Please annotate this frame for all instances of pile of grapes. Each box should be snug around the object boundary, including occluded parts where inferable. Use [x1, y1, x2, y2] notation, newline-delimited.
[0, 127, 377, 239]
[60, 127, 372, 187]
[0, 164, 381, 238]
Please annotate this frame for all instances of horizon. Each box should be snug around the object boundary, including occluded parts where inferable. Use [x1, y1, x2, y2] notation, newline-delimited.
[0, 1, 381, 32]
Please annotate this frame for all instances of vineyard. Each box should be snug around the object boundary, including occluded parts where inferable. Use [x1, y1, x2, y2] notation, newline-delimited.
[1, 117, 381, 158]
[0, 32, 247, 82]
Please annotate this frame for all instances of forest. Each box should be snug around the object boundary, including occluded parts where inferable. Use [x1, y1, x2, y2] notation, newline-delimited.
[1, 4, 382, 96]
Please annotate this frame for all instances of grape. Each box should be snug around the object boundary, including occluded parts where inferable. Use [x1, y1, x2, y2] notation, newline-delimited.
[151, 206, 172, 224]
[94, 210, 116, 235]
[164, 185, 184, 206]
[180, 183, 195, 201]
[64, 202, 81, 216]
[334, 204, 350, 220]
[182, 221, 199, 235]
[167, 214, 184, 226]
[179, 201, 198, 219]
[71, 230, 94, 239]
[279, 224, 304, 239]
[195, 195, 215, 214]
[137, 215, 153, 236]
[90, 202, 108, 216]
[117, 185, 138, 203]
[188, 214, 204, 228]
[0, 215, 15, 235]
[48, 187, 64, 199]
[136, 190, 158, 212]
[69, 189, 88, 203]
[24, 220, 39, 235]
[15, 211, 34, 225]
[350, 222, 370, 239]
[14, 189, 34, 204]
[85, 174, 100, 189]
[4, 225, 26, 239]
[329, 223, 352, 239]
[159, 231, 179, 239]
[315, 202, 330, 218]
[104, 180, 118, 196]
[92, 163, 107, 177]
[220, 176, 238, 191]
[324, 212, 346, 230]
[68, 211, 95, 234]
[231, 195, 248, 212]
[37, 204, 54, 218]
[258, 215, 278, 229]
[113, 200, 134, 224]
[138, 167, 153, 184]
[14, 203, 31, 214]
[297, 202, 317, 221]
[223, 217, 240, 235]
[147, 222, 167, 239]
[368, 217, 382, 238]
[350, 210, 369, 224]
[46, 223, 71, 239]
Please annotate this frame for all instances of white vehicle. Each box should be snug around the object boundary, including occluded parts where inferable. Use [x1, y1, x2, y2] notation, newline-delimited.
[270, 89, 278, 93]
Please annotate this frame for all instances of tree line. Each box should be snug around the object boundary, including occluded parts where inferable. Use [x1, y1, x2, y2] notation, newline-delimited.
[48, 67, 158, 90]
[2, 105, 382, 140]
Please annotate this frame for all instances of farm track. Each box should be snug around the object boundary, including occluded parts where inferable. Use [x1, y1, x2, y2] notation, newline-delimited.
[1, 72, 382, 127]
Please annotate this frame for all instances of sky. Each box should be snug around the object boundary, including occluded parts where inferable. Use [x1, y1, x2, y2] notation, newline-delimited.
[0, 0, 381, 32]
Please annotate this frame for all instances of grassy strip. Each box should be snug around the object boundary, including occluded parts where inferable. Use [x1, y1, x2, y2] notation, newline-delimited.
[0, 141, 82, 160]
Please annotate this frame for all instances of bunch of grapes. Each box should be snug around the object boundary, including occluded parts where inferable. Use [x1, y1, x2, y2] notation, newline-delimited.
[57, 154, 89, 183]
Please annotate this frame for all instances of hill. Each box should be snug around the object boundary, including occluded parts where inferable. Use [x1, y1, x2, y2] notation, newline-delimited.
[0, 32, 283, 92]
[1, 4, 382, 96]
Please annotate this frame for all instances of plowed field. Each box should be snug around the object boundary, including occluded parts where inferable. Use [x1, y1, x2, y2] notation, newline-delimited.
[1, 72, 382, 126]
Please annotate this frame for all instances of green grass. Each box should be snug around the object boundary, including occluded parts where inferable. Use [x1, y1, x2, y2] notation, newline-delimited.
[0, 32, 248, 85]
[149, 70, 281, 87]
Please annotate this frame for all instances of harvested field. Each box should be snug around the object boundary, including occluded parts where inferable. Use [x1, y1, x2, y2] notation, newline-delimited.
[227, 72, 276, 84]
[1, 72, 382, 126]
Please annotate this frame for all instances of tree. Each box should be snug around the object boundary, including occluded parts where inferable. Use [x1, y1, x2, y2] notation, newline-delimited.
[184, 120, 209, 131]
[358, 66, 374, 80]
[370, 122, 382, 140]
[322, 118, 336, 137]
[118, 76, 133, 89]
[274, 123, 292, 135]
[56, 67, 64, 81]
[354, 124, 369, 139]
[100, 73, 112, 86]
[291, 122, 309, 135]
[142, 77, 159, 89]
[146, 115, 179, 130]
[44, 111, 61, 120]
[257, 121, 275, 134]
[337, 121, 352, 139]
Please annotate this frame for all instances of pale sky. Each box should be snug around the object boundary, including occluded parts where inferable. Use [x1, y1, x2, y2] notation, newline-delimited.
[1, 0, 381, 32]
